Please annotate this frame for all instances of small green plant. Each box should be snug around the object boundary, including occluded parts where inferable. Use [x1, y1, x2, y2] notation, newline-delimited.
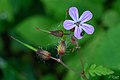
[11, 7, 114, 80]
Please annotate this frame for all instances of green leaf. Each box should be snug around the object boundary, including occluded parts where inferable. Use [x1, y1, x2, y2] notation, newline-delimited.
[89, 64, 97, 77]
[88, 64, 114, 77]
[14, 15, 60, 47]
[84, 63, 90, 79]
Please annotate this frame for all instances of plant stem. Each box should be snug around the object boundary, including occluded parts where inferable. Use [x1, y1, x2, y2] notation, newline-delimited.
[50, 56, 80, 75]
[51, 53, 88, 80]
[76, 44, 88, 80]
[38, 28, 50, 33]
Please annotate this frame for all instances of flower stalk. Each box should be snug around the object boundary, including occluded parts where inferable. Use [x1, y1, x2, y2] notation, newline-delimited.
[50, 56, 80, 75]
[36, 27, 50, 33]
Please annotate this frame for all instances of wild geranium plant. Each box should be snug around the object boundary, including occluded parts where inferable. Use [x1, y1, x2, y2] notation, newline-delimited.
[11, 7, 114, 80]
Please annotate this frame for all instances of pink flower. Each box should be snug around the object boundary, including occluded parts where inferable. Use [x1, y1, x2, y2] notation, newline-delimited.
[63, 7, 94, 39]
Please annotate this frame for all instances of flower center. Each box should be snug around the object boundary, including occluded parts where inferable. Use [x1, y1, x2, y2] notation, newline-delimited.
[74, 21, 81, 27]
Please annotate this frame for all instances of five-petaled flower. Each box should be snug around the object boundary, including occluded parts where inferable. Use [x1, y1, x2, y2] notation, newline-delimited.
[63, 7, 94, 39]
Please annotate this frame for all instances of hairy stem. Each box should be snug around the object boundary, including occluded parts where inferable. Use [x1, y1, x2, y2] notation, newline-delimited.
[50, 56, 80, 75]
[76, 43, 88, 80]
[36, 27, 50, 33]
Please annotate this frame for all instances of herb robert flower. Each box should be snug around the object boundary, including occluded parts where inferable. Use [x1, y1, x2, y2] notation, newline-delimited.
[63, 7, 94, 39]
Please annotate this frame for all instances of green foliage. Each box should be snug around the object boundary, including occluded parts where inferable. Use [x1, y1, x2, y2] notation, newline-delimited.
[88, 64, 114, 77]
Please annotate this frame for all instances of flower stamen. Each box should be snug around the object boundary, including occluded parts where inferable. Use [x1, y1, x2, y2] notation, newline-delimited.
[74, 21, 80, 27]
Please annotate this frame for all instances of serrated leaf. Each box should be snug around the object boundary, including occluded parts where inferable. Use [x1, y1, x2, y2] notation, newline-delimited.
[90, 64, 97, 70]
[84, 63, 90, 79]
[89, 64, 114, 77]
[89, 71, 96, 77]
[89, 64, 97, 76]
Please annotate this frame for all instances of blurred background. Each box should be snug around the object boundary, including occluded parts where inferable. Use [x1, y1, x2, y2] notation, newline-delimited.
[0, 0, 120, 80]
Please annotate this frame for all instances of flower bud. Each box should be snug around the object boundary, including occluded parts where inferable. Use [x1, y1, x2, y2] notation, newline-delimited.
[50, 30, 63, 37]
[57, 40, 66, 55]
[36, 50, 51, 60]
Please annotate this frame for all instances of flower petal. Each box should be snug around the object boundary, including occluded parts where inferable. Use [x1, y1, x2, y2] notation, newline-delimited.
[81, 23, 94, 34]
[74, 26, 83, 39]
[79, 10, 93, 23]
[63, 20, 75, 30]
[69, 7, 79, 22]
